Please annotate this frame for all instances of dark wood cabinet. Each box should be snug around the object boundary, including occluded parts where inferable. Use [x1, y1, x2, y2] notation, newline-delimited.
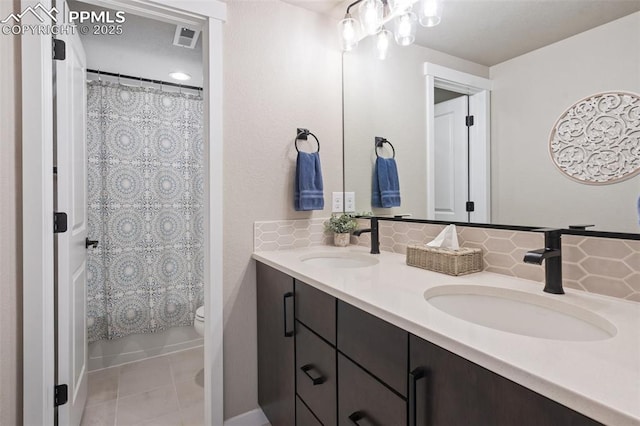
[296, 396, 322, 426]
[338, 353, 407, 426]
[409, 334, 601, 426]
[257, 261, 601, 426]
[295, 280, 336, 344]
[296, 322, 337, 426]
[294, 280, 337, 425]
[338, 301, 408, 397]
[257, 263, 295, 426]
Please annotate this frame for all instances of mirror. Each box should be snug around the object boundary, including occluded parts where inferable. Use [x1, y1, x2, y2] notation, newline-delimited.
[343, 6, 640, 234]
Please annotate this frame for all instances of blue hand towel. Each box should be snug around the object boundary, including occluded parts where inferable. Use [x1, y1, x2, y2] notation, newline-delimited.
[372, 157, 401, 208]
[295, 151, 324, 211]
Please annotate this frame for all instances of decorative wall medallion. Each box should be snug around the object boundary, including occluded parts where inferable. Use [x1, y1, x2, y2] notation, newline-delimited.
[549, 91, 640, 184]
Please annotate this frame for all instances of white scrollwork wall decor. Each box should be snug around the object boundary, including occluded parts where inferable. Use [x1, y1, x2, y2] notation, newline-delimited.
[549, 91, 640, 185]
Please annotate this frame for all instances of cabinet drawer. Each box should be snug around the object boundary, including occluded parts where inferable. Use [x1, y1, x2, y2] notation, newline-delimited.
[295, 280, 336, 344]
[296, 322, 337, 426]
[337, 301, 408, 396]
[338, 354, 406, 426]
[296, 396, 322, 426]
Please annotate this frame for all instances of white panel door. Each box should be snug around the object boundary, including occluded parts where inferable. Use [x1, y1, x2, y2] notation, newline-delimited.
[434, 96, 468, 222]
[55, 4, 88, 424]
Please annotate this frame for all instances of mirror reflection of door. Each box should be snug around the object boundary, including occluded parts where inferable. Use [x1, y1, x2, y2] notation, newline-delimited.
[434, 91, 469, 222]
[432, 86, 490, 224]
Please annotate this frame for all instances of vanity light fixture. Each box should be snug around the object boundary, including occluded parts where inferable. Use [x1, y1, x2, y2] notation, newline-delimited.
[389, 0, 413, 14]
[338, 12, 360, 51]
[169, 71, 191, 81]
[359, 0, 384, 35]
[338, 0, 442, 54]
[394, 11, 417, 46]
[376, 27, 393, 59]
[418, 0, 441, 27]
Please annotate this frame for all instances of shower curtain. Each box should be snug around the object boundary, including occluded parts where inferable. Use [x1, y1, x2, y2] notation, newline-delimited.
[86, 80, 204, 342]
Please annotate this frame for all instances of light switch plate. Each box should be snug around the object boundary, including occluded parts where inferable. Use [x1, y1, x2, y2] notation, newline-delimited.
[332, 192, 344, 213]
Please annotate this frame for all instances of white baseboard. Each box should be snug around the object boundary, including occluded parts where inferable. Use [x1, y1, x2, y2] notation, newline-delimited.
[224, 408, 268, 426]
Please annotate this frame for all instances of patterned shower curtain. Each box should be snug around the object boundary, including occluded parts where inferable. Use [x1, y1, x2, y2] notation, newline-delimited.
[86, 81, 204, 342]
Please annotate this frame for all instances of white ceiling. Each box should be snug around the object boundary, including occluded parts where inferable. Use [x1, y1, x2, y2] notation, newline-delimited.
[285, 0, 640, 66]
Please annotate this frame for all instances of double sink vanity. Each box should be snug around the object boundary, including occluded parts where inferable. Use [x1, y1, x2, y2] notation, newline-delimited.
[254, 245, 640, 425]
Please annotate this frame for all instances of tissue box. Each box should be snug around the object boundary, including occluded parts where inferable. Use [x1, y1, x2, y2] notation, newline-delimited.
[406, 245, 483, 276]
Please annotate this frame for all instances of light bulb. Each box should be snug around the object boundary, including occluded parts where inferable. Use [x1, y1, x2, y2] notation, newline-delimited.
[376, 28, 392, 60]
[359, 0, 383, 36]
[419, 0, 442, 27]
[338, 14, 360, 51]
[394, 12, 416, 46]
[169, 72, 191, 81]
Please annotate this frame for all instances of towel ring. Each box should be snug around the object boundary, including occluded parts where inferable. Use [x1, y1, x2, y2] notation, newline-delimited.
[375, 137, 395, 158]
[295, 129, 320, 153]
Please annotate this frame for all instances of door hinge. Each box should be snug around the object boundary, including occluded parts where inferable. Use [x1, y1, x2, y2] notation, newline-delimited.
[465, 115, 474, 127]
[54, 212, 68, 233]
[466, 201, 475, 212]
[54, 384, 68, 407]
[52, 38, 66, 61]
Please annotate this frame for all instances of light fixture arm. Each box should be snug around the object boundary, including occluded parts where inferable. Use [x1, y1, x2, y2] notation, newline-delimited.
[346, 0, 366, 14]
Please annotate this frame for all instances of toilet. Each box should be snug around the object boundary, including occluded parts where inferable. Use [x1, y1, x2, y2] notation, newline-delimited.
[194, 305, 205, 337]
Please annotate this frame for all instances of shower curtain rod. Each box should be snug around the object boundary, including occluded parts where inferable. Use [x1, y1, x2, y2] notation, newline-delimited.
[86, 69, 203, 91]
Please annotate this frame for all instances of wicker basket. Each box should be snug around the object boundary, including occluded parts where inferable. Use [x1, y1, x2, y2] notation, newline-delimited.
[406, 245, 483, 276]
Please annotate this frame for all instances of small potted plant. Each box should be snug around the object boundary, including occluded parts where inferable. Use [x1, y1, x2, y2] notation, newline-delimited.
[325, 214, 358, 247]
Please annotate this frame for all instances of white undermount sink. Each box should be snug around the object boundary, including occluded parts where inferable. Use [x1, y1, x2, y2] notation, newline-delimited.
[300, 252, 379, 268]
[424, 285, 616, 341]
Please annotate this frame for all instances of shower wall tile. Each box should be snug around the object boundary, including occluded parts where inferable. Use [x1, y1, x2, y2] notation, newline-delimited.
[254, 218, 332, 251]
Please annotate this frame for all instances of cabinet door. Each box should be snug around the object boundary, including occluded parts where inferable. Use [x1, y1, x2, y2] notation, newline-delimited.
[338, 354, 407, 426]
[409, 335, 601, 426]
[257, 262, 295, 426]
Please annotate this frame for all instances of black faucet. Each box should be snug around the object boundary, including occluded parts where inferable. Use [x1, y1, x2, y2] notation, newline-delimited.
[352, 217, 380, 254]
[523, 228, 564, 294]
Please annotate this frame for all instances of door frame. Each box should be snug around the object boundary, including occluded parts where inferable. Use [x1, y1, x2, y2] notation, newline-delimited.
[21, 1, 226, 424]
[424, 62, 492, 222]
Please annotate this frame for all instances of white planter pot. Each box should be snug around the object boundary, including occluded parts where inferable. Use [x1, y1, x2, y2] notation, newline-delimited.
[334, 233, 350, 247]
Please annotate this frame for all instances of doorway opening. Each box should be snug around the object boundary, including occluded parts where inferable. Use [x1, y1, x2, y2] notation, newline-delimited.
[58, 1, 206, 424]
[424, 62, 491, 224]
[21, 0, 225, 425]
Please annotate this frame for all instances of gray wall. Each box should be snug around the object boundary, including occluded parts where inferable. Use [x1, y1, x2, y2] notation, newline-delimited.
[490, 12, 640, 232]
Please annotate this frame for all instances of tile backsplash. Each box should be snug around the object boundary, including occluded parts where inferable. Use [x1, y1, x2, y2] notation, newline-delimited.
[254, 218, 331, 251]
[254, 218, 640, 302]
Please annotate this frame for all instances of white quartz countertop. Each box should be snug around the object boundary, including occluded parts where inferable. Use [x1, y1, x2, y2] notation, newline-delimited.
[252, 246, 640, 426]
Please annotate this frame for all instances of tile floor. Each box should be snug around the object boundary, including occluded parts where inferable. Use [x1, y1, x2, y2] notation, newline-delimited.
[80, 346, 204, 426]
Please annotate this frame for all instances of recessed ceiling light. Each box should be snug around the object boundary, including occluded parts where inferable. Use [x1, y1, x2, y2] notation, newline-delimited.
[169, 72, 191, 81]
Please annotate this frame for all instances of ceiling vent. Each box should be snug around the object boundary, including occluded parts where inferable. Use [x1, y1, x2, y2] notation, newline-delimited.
[173, 26, 200, 49]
